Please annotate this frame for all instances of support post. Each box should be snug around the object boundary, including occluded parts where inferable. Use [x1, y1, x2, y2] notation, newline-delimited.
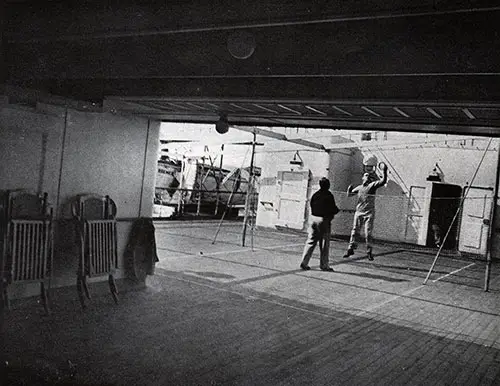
[215, 145, 224, 216]
[196, 157, 204, 216]
[242, 132, 256, 247]
[177, 156, 185, 216]
[485, 138, 500, 291]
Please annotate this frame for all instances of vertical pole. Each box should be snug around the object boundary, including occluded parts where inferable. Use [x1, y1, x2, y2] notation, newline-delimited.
[485, 138, 500, 291]
[0, 214, 5, 354]
[242, 132, 256, 246]
[56, 108, 69, 218]
[196, 158, 203, 216]
[138, 119, 150, 217]
[38, 133, 48, 195]
[0, 284, 4, 372]
[177, 156, 185, 216]
[215, 145, 224, 216]
[250, 169, 256, 251]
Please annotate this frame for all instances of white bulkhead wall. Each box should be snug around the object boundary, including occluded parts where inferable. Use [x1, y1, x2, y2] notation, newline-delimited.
[0, 101, 160, 297]
[367, 144, 498, 244]
[255, 148, 330, 232]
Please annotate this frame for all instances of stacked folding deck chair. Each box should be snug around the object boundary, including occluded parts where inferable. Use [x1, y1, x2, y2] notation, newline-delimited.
[72, 194, 119, 309]
[0, 190, 53, 314]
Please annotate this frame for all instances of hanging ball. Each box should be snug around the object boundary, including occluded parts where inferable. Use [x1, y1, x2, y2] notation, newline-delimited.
[215, 116, 229, 134]
[363, 154, 378, 166]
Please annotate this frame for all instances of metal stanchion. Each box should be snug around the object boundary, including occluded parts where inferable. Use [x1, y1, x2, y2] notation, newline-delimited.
[485, 139, 500, 291]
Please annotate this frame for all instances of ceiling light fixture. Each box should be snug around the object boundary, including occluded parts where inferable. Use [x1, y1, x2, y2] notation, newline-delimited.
[227, 30, 256, 59]
[290, 151, 304, 166]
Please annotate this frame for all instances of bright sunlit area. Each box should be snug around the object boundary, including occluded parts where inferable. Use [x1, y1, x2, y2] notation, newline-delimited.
[160, 122, 258, 170]
[156, 123, 339, 219]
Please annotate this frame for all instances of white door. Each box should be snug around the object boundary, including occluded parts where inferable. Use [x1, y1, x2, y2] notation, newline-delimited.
[458, 186, 494, 255]
[405, 186, 426, 244]
[275, 170, 310, 230]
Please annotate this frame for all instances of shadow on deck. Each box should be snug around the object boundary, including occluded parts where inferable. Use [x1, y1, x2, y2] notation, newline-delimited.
[2, 222, 500, 385]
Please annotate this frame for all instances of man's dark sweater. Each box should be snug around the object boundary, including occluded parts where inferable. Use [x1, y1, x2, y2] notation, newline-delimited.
[310, 189, 339, 220]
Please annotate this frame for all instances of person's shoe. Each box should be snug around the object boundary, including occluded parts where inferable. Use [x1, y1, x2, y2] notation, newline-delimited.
[300, 263, 311, 271]
[343, 248, 354, 258]
[320, 267, 334, 272]
[367, 247, 374, 261]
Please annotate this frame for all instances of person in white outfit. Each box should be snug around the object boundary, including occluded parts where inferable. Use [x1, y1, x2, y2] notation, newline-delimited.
[343, 162, 388, 261]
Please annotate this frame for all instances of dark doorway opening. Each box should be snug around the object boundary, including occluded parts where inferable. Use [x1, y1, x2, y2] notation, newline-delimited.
[426, 183, 462, 250]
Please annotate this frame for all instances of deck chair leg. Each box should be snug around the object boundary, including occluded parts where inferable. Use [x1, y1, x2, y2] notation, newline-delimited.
[109, 274, 118, 304]
[77, 275, 87, 310]
[82, 275, 91, 300]
[41, 281, 50, 315]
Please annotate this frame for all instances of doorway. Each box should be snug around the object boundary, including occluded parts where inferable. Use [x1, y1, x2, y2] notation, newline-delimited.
[425, 183, 462, 249]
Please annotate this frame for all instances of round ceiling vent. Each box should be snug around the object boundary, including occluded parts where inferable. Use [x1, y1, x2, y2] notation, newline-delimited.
[227, 31, 256, 59]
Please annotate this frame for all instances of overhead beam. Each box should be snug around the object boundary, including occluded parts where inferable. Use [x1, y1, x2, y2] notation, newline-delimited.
[107, 107, 500, 130]
[324, 136, 479, 151]
[16, 75, 500, 103]
[6, 4, 500, 43]
[234, 126, 287, 140]
[156, 115, 500, 137]
[286, 138, 327, 151]
[106, 96, 500, 109]
[234, 126, 326, 151]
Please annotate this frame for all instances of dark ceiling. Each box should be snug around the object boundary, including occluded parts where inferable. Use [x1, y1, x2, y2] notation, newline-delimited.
[3, 0, 500, 134]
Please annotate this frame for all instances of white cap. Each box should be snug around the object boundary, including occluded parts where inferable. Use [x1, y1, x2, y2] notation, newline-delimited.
[363, 154, 378, 166]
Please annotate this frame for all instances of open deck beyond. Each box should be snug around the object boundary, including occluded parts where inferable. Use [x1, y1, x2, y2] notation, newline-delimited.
[3, 221, 500, 385]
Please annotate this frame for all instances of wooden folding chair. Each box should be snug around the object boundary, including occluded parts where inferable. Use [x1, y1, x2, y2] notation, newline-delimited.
[0, 190, 53, 314]
[71, 194, 118, 309]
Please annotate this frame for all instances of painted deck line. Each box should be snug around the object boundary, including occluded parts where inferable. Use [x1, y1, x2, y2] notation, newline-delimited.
[431, 262, 476, 282]
[353, 284, 426, 318]
[155, 271, 348, 321]
[353, 261, 479, 318]
[159, 242, 304, 260]
[155, 222, 302, 238]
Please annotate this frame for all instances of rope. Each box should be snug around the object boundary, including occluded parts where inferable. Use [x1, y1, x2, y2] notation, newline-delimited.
[212, 146, 251, 244]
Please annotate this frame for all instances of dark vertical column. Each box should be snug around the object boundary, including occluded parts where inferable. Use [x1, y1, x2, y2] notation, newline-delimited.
[0, 0, 5, 85]
[485, 139, 500, 291]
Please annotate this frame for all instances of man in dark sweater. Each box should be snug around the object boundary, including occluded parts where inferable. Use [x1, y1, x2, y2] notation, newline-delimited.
[300, 177, 339, 271]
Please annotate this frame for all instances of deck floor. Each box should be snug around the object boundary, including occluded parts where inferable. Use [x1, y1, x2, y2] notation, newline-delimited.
[3, 221, 500, 385]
